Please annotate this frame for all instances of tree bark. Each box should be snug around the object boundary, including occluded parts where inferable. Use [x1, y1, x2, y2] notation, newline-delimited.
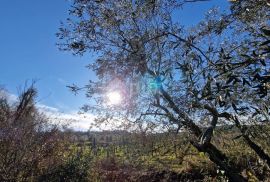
[192, 142, 247, 182]
[233, 115, 270, 168]
[243, 135, 270, 167]
[159, 87, 247, 181]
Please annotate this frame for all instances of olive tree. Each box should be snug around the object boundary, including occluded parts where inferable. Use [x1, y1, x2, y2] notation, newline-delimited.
[190, 0, 270, 167]
[58, 0, 270, 181]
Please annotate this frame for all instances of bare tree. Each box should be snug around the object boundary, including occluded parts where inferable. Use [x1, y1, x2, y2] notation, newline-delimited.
[0, 85, 64, 181]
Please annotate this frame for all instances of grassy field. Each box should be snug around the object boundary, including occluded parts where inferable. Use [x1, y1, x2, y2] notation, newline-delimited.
[61, 127, 270, 181]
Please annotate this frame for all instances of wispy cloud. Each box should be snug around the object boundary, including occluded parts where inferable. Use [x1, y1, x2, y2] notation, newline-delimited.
[1, 90, 96, 131]
[1, 90, 128, 131]
[0, 90, 18, 104]
[37, 104, 96, 131]
[37, 104, 60, 113]
[57, 78, 67, 85]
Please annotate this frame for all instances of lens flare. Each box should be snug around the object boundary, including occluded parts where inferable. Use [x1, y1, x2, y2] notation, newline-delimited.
[107, 91, 122, 105]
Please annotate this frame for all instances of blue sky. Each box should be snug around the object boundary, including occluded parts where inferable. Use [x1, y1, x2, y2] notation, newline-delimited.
[0, 0, 93, 112]
[0, 0, 229, 115]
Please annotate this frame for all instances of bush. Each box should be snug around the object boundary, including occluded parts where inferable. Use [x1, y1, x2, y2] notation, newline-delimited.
[0, 85, 65, 181]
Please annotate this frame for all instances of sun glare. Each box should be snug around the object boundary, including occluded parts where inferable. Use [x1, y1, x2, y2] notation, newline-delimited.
[107, 91, 122, 105]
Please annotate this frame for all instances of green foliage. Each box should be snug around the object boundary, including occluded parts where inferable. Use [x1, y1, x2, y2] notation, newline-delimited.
[39, 148, 92, 182]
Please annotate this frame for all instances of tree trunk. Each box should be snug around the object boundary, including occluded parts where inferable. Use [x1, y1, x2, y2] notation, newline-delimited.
[243, 135, 270, 167]
[159, 88, 247, 181]
[192, 142, 247, 182]
[234, 116, 270, 168]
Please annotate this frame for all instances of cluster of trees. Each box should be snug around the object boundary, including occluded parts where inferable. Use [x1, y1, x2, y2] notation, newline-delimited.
[58, 0, 270, 181]
[0, 85, 60, 181]
[0, 86, 92, 181]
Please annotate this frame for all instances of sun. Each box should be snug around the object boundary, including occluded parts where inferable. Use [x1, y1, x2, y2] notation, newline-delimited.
[107, 91, 122, 105]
